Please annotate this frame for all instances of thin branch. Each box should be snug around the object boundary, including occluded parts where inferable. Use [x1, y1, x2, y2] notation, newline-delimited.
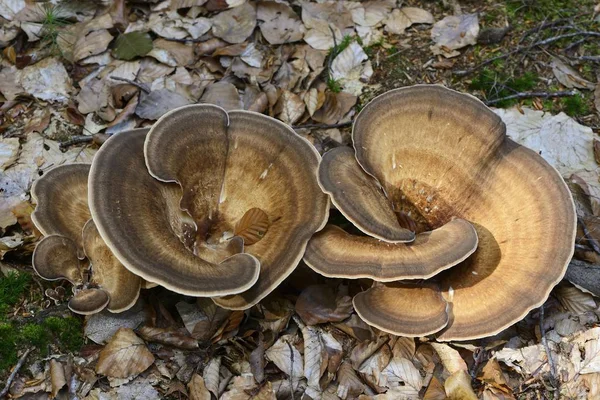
[484, 90, 577, 105]
[109, 76, 150, 94]
[293, 121, 352, 130]
[59, 134, 109, 152]
[455, 31, 600, 77]
[287, 341, 295, 400]
[539, 305, 559, 393]
[0, 348, 33, 398]
[573, 55, 600, 62]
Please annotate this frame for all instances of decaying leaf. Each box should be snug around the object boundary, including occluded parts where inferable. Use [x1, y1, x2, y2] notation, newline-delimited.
[136, 89, 192, 120]
[0, 138, 20, 171]
[330, 42, 372, 95]
[203, 357, 221, 398]
[189, 373, 211, 400]
[444, 370, 478, 400]
[20, 57, 73, 102]
[423, 376, 446, 400]
[138, 326, 199, 350]
[234, 207, 270, 245]
[555, 281, 598, 314]
[431, 13, 479, 58]
[351, 1, 394, 27]
[257, 1, 305, 45]
[333, 314, 375, 342]
[212, 2, 257, 44]
[429, 343, 467, 374]
[385, 7, 434, 34]
[337, 361, 364, 399]
[304, 88, 326, 117]
[201, 82, 243, 111]
[84, 300, 148, 344]
[74, 29, 114, 62]
[50, 359, 67, 398]
[265, 335, 304, 381]
[312, 92, 357, 124]
[275, 90, 305, 125]
[296, 284, 353, 325]
[551, 57, 595, 89]
[96, 328, 155, 378]
[113, 32, 153, 61]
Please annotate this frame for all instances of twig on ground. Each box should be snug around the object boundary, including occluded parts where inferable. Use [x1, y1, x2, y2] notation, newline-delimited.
[579, 217, 600, 254]
[59, 134, 110, 152]
[109, 76, 150, 94]
[455, 31, 600, 77]
[0, 348, 33, 399]
[293, 121, 352, 130]
[518, 13, 589, 43]
[573, 55, 600, 62]
[484, 90, 577, 105]
[539, 304, 559, 392]
[287, 341, 295, 400]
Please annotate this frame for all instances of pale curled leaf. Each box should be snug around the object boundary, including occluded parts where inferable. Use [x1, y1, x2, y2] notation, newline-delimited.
[203, 356, 221, 397]
[137, 326, 199, 349]
[275, 90, 305, 125]
[189, 374, 211, 400]
[385, 7, 434, 34]
[96, 328, 155, 378]
[304, 88, 326, 117]
[431, 13, 479, 58]
[429, 343, 467, 374]
[265, 335, 304, 380]
[551, 57, 595, 90]
[50, 359, 67, 398]
[445, 370, 478, 400]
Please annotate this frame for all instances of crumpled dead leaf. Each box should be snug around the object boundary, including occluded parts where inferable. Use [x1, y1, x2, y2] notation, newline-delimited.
[257, 1, 305, 45]
[19, 57, 73, 102]
[201, 81, 243, 111]
[96, 328, 155, 379]
[351, 1, 394, 27]
[74, 29, 114, 62]
[330, 41, 372, 95]
[136, 89, 192, 120]
[265, 335, 304, 381]
[212, 2, 256, 44]
[385, 7, 434, 34]
[551, 57, 595, 90]
[295, 284, 353, 325]
[275, 90, 305, 124]
[137, 326, 199, 350]
[431, 13, 479, 58]
[188, 373, 211, 400]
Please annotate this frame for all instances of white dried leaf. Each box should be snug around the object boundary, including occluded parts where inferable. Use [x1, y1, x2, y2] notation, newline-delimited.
[380, 357, 422, 394]
[304, 88, 325, 117]
[336, 362, 364, 399]
[203, 357, 221, 398]
[351, 1, 394, 27]
[20, 57, 73, 103]
[212, 2, 256, 44]
[431, 13, 479, 58]
[330, 42, 371, 95]
[257, 1, 305, 45]
[200, 82, 242, 111]
[50, 359, 67, 398]
[551, 57, 595, 89]
[85, 300, 148, 344]
[0, 0, 25, 20]
[302, 11, 343, 50]
[385, 7, 434, 34]
[74, 29, 113, 61]
[355, 25, 383, 47]
[0, 138, 19, 171]
[114, 377, 161, 399]
[494, 344, 547, 376]
[573, 327, 600, 374]
[188, 373, 211, 400]
[0, 65, 23, 101]
[275, 90, 305, 125]
[76, 79, 110, 114]
[96, 328, 155, 379]
[555, 284, 598, 314]
[429, 343, 467, 374]
[241, 42, 264, 68]
[265, 335, 304, 380]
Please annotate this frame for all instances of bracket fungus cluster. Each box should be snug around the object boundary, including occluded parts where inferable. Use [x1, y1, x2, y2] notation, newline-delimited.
[304, 85, 576, 341]
[31, 106, 329, 314]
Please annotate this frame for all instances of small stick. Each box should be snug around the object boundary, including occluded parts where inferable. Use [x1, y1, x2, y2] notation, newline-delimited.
[579, 217, 600, 255]
[109, 76, 150, 94]
[484, 90, 577, 105]
[59, 134, 110, 152]
[293, 121, 352, 130]
[573, 55, 600, 62]
[455, 31, 600, 77]
[287, 341, 295, 400]
[0, 348, 32, 398]
[539, 304, 558, 389]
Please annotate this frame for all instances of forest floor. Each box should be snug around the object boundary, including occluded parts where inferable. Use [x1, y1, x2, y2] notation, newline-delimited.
[1, 0, 600, 399]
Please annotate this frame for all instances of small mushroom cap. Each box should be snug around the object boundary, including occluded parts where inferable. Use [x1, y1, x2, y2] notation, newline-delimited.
[351, 85, 576, 340]
[68, 288, 110, 315]
[89, 128, 260, 297]
[32, 235, 83, 285]
[31, 164, 91, 257]
[318, 146, 415, 243]
[83, 219, 141, 313]
[143, 105, 329, 309]
[353, 282, 449, 337]
[304, 218, 478, 281]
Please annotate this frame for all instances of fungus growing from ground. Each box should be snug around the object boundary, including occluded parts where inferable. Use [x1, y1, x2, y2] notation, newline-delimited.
[31, 163, 141, 314]
[89, 106, 329, 309]
[304, 85, 576, 340]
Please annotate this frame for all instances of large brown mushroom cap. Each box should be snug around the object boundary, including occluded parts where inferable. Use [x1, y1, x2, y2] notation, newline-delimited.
[89, 128, 261, 297]
[143, 105, 329, 309]
[304, 219, 477, 281]
[311, 85, 576, 340]
[31, 163, 91, 257]
[32, 235, 83, 285]
[83, 219, 141, 313]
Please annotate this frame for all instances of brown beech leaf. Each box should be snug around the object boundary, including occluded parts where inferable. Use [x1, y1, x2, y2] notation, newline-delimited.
[333, 314, 375, 342]
[337, 361, 364, 399]
[189, 373, 211, 400]
[312, 92, 357, 124]
[423, 376, 446, 400]
[295, 284, 353, 325]
[96, 328, 155, 378]
[594, 139, 600, 165]
[444, 370, 478, 400]
[137, 326, 199, 350]
[234, 208, 270, 245]
[275, 90, 305, 125]
[50, 359, 67, 398]
[479, 359, 512, 394]
[187, 299, 232, 341]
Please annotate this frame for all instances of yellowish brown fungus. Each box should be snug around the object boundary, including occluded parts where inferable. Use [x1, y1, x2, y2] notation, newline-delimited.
[31, 163, 91, 257]
[353, 282, 449, 337]
[304, 219, 477, 281]
[89, 127, 260, 297]
[68, 288, 110, 315]
[32, 235, 83, 285]
[89, 106, 329, 308]
[306, 85, 576, 340]
[82, 219, 142, 313]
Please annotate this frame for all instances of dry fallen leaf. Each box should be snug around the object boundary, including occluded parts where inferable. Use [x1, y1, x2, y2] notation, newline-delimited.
[337, 361, 364, 399]
[444, 370, 478, 400]
[234, 207, 270, 245]
[74, 29, 113, 62]
[431, 13, 480, 58]
[265, 335, 304, 381]
[137, 326, 199, 350]
[19, 57, 73, 102]
[203, 356, 221, 398]
[212, 2, 257, 44]
[385, 7, 434, 34]
[330, 41, 372, 95]
[136, 89, 192, 120]
[351, 1, 394, 27]
[96, 328, 155, 378]
[50, 359, 66, 398]
[201, 81, 243, 111]
[296, 284, 353, 325]
[188, 373, 211, 400]
[429, 343, 468, 374]
[257, 1, 305, 45]
[275, 90, 305, 125]
[312, 92, 357, 124]
[551, 57, 595, 90]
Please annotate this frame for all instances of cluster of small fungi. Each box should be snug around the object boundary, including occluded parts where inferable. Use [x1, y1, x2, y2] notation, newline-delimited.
[31, 85, 576, 341]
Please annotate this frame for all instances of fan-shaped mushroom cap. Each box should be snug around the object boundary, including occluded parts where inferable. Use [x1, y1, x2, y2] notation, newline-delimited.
[322, 85, 575, 340]
[82, 219, 141, 313]
[89, 128, 260, 297]
[32, 235, 83, 285]
[353, 282, 449, 337]
[31, 164, 91, 257]
[68, 288, 110, 315]
[318, 146, 415, 243]
[143, 105, 329, 309]
[304, 219, 477, 281]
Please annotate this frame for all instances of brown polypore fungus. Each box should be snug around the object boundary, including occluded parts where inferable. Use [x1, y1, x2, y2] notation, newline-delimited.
[304, 85, 576, 340]
[89, 106, 329, 308]
[31, 163, 141, 314]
